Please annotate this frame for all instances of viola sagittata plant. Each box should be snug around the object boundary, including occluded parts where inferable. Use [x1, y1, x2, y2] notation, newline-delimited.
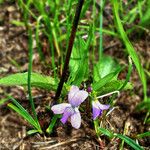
[51, 85, 88, 129]
[91, 91, 120, 120]
[92, 100, 110, 120]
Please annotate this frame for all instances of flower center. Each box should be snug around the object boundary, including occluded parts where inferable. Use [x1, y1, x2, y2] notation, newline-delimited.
[65, 107, 75, 116]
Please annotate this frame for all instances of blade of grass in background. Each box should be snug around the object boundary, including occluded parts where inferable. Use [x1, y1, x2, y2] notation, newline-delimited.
[98, 128, 143, 150]
[35, 16, 45, 61]
[137, 131, 150, 139]
[99, 0, 105, 59]
[34, 0, 58, 79]
[112, 0, 147, 101]
[0, 98, 9, 106]
[139, 0, 150, 29]
[115, 134, 143, 150]
[7, 95, 42, 133]
[92, 0, 96, 65]
[28, 28, 41, 132]
[46, 114, 61, 134]
[18, 0, 37, 21]
[18, 0, 59, 80]
[98, 127, 114, 138]
[120, 56, 133, 90]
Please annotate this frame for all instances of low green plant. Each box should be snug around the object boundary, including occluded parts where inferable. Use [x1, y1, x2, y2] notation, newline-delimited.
[0, 0, 148, 149]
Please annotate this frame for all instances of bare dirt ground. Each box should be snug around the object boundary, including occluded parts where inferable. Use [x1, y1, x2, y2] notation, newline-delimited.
[0, 1, 150, 150]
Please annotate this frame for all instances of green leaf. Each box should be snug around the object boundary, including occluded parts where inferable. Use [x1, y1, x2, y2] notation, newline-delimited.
[0, 72, 58, 90]
[92, 68, 121, 91]
[97, 80, 133, 96]
[69, 37, 89, 86]
[115, 134, 143, 150]
[98, 127, 114, 138]
[93, 55, 121, 82]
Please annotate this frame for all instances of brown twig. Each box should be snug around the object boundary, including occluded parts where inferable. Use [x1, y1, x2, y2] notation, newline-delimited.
[54, 0, 84, 101]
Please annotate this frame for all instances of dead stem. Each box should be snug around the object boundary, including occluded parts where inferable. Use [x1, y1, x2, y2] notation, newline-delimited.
[54, 0, 84, 102]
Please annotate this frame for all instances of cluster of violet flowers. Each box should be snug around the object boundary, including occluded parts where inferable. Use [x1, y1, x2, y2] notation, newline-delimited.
[51, 85, 110, 129]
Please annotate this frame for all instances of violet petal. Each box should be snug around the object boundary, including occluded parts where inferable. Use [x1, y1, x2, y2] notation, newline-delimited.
[70, 108, 81, 129]
[69, 90, 88, 107]
[51, 103, 71, 114]
[92, 101, 101, 120]
[92, 100, 109, 120]
[68, 85, 79, 102]
[61, 107, 74, 124]
[92, 107, 101, 120]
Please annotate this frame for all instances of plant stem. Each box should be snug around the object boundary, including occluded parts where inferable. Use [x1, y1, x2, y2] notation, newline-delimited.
[55, 0, 84, 101]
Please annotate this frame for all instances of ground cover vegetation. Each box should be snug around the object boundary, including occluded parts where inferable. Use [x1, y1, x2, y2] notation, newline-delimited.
[0, 0, 150, 149]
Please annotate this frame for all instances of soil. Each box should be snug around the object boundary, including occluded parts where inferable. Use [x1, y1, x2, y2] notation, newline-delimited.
[0, 1, 150, 150]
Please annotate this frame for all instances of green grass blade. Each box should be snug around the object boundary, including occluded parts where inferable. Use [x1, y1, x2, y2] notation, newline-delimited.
[46, 115, 61, 134]
[136, 101, 150, 111]
[11, 20, 25, 26]
[18, 0, 37, 20]
[35, 16, 45, 61]
[115, 134, 143, 150]
[120, 56, 133, 90]
[112, 0, 147, 101]
[137, 132, 150, 139]
[8, 103, 38, 129]
[98, 127, 114, 138]
[28, 28, 41, 132]
[0, 98, 9, 106]
[28, 28, 38, 121]
[99, 0, 105, 59]
[27, 129, 39, 135]
[7, 95, 42, 133]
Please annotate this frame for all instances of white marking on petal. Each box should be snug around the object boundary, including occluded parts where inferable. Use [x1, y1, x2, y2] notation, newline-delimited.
[51, 103, 71, 114]
[92, 100, 100, 109]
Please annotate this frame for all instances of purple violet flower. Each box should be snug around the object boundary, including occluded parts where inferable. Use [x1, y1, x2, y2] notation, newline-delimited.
[51, 85, 88, 129]
[92, 100, 110, 120]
